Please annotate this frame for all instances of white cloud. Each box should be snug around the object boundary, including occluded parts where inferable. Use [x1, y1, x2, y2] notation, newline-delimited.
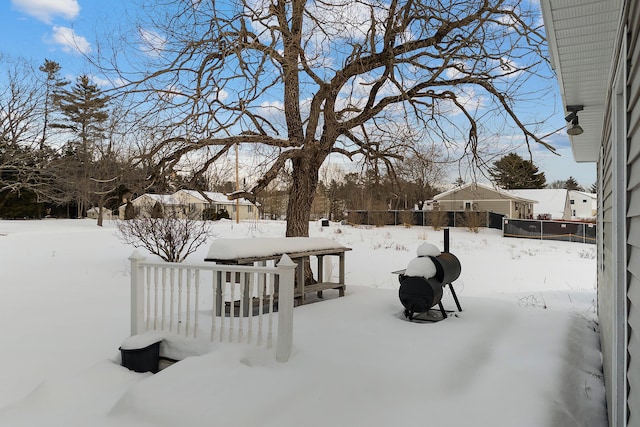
[139, 28, 166, 57]
[49, 26, 91, 54]
[12, 0, 80, 23]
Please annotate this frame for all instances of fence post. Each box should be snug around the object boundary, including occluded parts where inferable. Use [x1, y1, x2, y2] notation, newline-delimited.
[129, 250, 146, 336]
[275, 254, 297, 363]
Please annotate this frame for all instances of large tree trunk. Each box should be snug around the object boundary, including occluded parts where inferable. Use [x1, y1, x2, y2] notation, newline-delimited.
[285, 156, 320, 237]
[285, 154, 323, 286]
[97, 197, 105, 227]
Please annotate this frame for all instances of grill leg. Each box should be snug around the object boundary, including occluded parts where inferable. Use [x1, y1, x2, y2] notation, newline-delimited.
[437, 302, 447, 318]
[448, 283, 462, 312]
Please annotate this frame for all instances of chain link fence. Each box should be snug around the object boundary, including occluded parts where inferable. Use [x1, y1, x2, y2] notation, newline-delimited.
[502, 218, 596, 244]
[346, 210, 506, 230]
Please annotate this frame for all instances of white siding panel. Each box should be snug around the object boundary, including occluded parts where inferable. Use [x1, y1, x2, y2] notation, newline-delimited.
[629, 274, 640, 333]
[629, 190, 640, 217]
[630, 217, 640, 248]
[629, 315, 640, 426]
[630, 160, 640, 191]
[628, 4, 640, 424]
[630, 247, 640, 282]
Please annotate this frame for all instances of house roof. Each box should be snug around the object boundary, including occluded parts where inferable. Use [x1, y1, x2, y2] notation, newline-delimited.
[138, 194, 181, 205]
[433, 182, 537, 203]
[510, 189, 569, 219]
[175, 190, 255, 206]
[540, 0, 623, 162]
[569, 190, 597, 201]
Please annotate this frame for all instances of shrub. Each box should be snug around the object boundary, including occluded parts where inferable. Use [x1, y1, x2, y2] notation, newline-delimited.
[430, 209, 449, 231]
[117, 203, 213, 262]
[464, 211, 484, 233]
[400, 210, 414, 227]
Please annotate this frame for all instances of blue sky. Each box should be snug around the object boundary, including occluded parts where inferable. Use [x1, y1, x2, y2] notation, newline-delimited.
[0, 0, 597, 188]
[0, 0, 128, 78]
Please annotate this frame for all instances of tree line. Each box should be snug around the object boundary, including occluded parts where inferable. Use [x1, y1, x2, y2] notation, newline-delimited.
[0, 56, 589, 223]
[488, 152, 595, 192]
[2, 0, 566, 235]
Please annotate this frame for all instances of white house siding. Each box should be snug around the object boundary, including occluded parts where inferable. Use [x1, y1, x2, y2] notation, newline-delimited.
[627, 3, 640, 423]
[542, 0, 637, 423]
[599, 84, 617, 425]
[597, 4, 640, 424]
[568, 191, 596, 218]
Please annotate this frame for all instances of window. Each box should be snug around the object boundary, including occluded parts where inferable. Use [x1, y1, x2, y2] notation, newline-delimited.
[248, 205, 253, 213]
[570, 200, 575, 204]
[583, 199, 587, 203]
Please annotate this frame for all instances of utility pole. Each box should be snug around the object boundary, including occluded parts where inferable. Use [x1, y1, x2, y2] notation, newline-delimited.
[235, 143, 240, 224]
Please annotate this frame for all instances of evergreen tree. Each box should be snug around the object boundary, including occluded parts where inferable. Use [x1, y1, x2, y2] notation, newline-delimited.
[489, 153, 546, 189]
[565, 176, 584, 191]
[38, 59, 68, 150]
[52, 75, 110, 218]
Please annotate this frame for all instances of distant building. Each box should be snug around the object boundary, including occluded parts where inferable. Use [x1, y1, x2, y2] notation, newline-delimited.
[118, 194, 182, 219]
[433, 182, 536, 219]
[118, 190, 258, 221]
[568, 191, 597, 219]
[86, 207, 113, 221]
[510, 189, 572, 220]
[173, 190, 258, 221]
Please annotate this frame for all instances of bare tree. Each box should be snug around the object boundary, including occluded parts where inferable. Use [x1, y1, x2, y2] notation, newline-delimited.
[0, 56, 70, 214]
[116, 201, 213, 262]
[103, 0, 557, 237]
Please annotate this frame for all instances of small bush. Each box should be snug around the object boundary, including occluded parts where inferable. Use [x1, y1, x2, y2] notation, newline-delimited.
[369, 210, 387, 227]
[464, 211, 483, 233]
[430, 209, 449, 231]
[117, 202, 213, 262]
[400, 210, 414, 227]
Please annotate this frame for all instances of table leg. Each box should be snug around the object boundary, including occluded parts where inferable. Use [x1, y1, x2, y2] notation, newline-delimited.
[296, 258, 305, 304]
[339, 253, 346, 297]
[317, 255, 324, 298]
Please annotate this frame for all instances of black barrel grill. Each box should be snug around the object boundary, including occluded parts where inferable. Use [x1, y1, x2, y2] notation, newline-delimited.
[398, 231, 462, 321]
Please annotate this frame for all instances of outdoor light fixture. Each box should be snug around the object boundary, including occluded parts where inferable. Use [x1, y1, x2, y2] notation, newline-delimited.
[565, 105, 584, 136]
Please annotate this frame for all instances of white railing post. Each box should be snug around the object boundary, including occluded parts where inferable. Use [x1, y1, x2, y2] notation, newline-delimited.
[129, 250, 146, 335]
[275, 254, 296, 363]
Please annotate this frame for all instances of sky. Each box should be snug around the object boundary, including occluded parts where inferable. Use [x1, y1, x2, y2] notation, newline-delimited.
[0, 0, 597, 188]
[0, 219, 606, 426]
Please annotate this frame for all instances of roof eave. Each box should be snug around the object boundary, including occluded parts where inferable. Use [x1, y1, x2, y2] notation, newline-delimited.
[540, 0, 624, 163]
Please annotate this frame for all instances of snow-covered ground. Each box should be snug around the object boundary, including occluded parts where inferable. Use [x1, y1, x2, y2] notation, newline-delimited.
[0, 219, 606, 426]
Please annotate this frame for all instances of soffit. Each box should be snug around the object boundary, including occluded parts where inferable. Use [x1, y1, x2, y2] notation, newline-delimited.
[540, 0, 623, 162]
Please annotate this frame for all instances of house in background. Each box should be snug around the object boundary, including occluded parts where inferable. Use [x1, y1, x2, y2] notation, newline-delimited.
[541, 0, 637, 424]
[568, 190, 597, 219]
[118, 194, 183, 219]
[433, 182, 536, 219]
[173, 190, 258, 221]
[86, 207, 113, 221]
[118, 191, 258, 221]
[510, 189, 572, 220]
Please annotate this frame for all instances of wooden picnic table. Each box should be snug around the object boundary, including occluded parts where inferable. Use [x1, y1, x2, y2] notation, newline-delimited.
[205, 237, 351, 305]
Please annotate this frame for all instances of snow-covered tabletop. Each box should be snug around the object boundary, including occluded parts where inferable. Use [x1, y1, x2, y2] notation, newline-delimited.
[205, 237, 350, 262]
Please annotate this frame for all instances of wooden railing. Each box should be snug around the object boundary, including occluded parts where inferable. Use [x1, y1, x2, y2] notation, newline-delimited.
[128, 250, 296, 363]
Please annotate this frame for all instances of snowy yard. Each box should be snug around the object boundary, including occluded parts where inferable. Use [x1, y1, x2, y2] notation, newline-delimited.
[0, 219, 606, 426]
